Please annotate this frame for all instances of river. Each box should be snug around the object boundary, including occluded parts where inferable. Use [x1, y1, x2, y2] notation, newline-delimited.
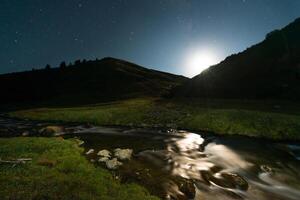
[1, 115, 300, 200]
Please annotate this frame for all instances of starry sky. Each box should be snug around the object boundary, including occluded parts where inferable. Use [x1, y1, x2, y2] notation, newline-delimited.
[1, 0, 300, 77]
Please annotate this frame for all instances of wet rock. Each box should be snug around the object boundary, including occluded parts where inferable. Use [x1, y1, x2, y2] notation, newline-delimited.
[39, 126, 65, 136]
[106, 158, 122, 170]
[22, 131, 30, 137]
[97, 149, 111, 158]
[261, 165, 274, 173]
[167, 129, 177, 134]
[200, 170, 248, 191]
[86, 149, 94, 155]
[200, 170, 213, 185]
[211, 172, 249, 191]
[178, 178, 195, 199]
[210, 165, 223, 174]
[114, 148, 133, 160]
[98, 157, 109, 162]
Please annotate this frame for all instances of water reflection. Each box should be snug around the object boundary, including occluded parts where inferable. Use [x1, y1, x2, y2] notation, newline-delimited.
[135, 131, 300, 200]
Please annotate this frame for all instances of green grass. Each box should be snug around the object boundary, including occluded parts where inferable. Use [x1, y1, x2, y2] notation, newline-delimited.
[181, 109, 300, 140]
[10, 98, 300, 140]
[0, 137, 159, 200]
[11, 98, 153, 126]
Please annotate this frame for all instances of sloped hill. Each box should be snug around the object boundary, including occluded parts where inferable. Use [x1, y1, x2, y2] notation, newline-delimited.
[176, 17, 300, 100]
[0, 57, 187, 105]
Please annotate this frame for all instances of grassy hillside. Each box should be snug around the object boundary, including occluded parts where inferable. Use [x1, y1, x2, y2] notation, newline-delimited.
[11, 98, 300, 140]
[0, 137, 158, 200]
[175, 17, 300, 100]
[0, 57, 187, 106]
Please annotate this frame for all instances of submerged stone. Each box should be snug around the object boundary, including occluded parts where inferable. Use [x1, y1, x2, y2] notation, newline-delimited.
[22, 131, 30, 137]
[211, 172, 249, 191]
[39, 126, 65, 136]
[98, 157, 109, 162]
[106, 158, 123, 170]
[114, 148, 133, 160]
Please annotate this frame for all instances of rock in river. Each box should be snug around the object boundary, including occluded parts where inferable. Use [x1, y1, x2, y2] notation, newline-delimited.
[97, 149, 111, 158]
[114, 148, 133, 160]
[39, 126, 65, 136]
[86, 149, 94, 155]
[210, 172, 249, 191]
[98, 157, 109, 163]
[22, 131, 30, 137]
[106, 158, 122, 170]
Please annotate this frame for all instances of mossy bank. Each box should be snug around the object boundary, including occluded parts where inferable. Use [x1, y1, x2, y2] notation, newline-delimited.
[0, 137, 158, 200]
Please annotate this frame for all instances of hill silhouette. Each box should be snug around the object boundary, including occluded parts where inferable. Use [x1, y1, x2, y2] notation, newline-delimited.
[0, 57, 187, 106]
[175, 17, 300, 100]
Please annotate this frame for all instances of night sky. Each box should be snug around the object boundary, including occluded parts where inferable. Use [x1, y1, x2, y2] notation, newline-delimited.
[1, 0, 300, 77]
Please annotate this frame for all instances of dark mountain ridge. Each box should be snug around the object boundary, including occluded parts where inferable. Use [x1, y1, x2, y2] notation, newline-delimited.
[175, 17, 300, 100]
[0, 57, 187, 105]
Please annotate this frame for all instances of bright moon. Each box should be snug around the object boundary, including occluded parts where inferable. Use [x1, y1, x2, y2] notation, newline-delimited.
[185, 51, 218, 77]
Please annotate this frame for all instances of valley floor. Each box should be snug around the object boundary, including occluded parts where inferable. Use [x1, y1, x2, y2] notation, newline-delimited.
[9, 98, 300, 140]
[2, 98, 300, 200]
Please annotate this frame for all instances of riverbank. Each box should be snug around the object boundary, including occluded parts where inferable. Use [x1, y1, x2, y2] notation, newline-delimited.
[0, 137, 158, 200]
[9, 98, 300, 140]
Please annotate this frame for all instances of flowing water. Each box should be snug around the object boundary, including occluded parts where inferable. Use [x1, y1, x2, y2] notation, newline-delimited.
[1, 115, 300, 200]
